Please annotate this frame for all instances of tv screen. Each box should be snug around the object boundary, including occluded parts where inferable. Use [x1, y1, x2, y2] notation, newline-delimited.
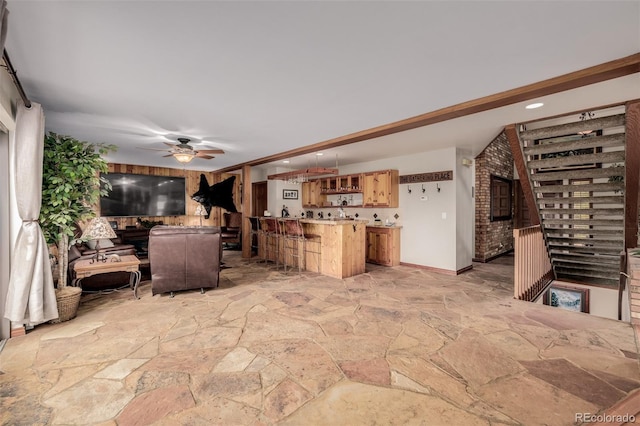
[100, 173, 186, 217]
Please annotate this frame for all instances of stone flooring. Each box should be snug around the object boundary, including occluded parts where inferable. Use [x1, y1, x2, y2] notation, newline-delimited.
[2, 253, 640, 425]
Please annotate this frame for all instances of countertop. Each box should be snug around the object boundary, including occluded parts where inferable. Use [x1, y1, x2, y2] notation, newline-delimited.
[366, 224, 403, 229]
[300, 218, 369, 225]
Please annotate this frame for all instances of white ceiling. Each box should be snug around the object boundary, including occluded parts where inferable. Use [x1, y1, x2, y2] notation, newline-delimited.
[5, 1, 640, 173]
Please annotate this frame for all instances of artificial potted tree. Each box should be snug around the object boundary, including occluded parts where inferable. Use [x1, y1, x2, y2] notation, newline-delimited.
[40, 132, 115, 321]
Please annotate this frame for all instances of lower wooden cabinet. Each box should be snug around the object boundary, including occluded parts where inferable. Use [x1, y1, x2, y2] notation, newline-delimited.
[366, 226, 400, 266]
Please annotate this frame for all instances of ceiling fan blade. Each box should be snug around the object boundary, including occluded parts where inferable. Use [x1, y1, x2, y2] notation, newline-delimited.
[163, 142, 176, 148]
[195, 153, 215, 159]
[163, 154, 174, 158]
[196, 149, 225, 154]
[137, 147, 173, 152]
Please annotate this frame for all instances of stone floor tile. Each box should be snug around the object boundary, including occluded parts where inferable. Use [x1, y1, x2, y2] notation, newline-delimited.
[94, 358, 149, 380]
[280, 381, 489, 426]
[249, 339, 343, 395]
[437, 329, 524, 388]
[239, 312, 325, 344]
[520, 358, 625, 407]
[44, 378, 134, 424]
[483, 329, 541, 361]
[262, 378, 313, 422]
[477, 374, 597, 426]
[116, 384, 195, 426]
[213, 347, 256, 372]
[339, 358, 390, 386]
[40, 320, 104, 340]
[192, 371, 262, 402]
[542, 344, 640, 379]
[156, 396, 262, 426]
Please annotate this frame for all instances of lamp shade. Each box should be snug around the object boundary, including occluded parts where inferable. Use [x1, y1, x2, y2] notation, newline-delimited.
[174, 152, 195, 163]
[81, 217, 117, 241]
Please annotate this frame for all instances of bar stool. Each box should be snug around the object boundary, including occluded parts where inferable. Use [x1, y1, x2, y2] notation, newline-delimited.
[259, 217, 280, 268]
[248, 216, 260, 258]
[279, 218, 321, 275]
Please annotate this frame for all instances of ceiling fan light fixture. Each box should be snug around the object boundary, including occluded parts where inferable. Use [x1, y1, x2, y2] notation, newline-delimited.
[174, 152, 195, 163]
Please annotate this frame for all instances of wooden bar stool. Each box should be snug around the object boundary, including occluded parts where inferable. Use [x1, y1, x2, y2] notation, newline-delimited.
[279, 218, 321, 275]
[259, 217, 280, 268]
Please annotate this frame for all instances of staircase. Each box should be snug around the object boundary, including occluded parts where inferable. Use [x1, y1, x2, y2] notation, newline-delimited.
[516, 111, 626, 287]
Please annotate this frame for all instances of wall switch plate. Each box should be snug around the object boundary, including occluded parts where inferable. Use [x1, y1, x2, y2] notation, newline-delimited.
[441, 212, 447, 219]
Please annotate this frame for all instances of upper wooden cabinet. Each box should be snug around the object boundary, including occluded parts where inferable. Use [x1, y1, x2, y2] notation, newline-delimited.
[302, 180, 323, 207]
[363, 170, 399, 207]
[302, 170, 398, 208]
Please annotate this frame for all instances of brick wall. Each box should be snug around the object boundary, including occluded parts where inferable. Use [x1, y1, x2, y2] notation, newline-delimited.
[474, 131, 514, 262]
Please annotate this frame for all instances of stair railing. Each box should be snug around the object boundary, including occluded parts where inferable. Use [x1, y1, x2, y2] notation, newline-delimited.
[514, 225, 554, 301]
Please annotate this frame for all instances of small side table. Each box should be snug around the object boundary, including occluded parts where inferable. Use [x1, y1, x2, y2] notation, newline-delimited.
[73, 255, 142, 299]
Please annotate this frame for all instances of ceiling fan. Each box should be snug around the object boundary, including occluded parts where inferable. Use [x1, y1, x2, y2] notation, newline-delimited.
[139, 137, 225, 164]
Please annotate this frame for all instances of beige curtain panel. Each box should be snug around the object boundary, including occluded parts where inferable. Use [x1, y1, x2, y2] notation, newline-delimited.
[4, 102, 58, 324]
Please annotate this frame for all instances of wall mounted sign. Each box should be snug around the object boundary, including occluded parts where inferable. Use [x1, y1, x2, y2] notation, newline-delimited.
[399, 170, 453, 184]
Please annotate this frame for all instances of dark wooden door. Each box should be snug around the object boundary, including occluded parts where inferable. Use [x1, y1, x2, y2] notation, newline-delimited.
[514, 179, 532, 229]
[252, 181, 268, 217]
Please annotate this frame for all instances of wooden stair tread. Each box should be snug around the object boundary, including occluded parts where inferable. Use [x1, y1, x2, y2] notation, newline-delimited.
[527, 151, 625, 170]
[546, 236, 623, 244]
[530, 166, 625, 181]
[520, 114, 625, 140]
[544, 228, 623, 235]
[537, 195, 623, 204]
[524, 133, 625, 156]
[534, 182, 624, 193]
[554, 268, 619, 279]
[548, 246, 624, 255]
[555, 273, 619, 287]
[542, 218, 623, 226]
[538, 208, 624, 216]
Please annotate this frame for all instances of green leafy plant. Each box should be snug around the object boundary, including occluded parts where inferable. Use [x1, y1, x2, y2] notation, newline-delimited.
[39, 132, 116, 287]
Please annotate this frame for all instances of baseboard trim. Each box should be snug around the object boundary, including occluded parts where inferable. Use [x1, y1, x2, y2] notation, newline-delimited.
[400, 262, 473, 276]
[10, 326, 25, 338]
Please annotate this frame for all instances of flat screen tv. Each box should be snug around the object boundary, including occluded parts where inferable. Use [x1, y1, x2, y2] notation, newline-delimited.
[100, 173, 186, 217]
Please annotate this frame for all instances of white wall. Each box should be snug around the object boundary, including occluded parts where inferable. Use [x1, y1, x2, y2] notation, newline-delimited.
[313, 147, 464, 272]
[456, 148, 474, 271]
[265, 167, 303, 217]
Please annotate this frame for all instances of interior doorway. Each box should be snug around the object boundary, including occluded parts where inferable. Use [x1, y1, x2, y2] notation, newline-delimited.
[252, 181, 267, 217]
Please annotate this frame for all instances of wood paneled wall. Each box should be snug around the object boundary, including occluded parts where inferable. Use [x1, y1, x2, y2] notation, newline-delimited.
[103, 163, 241, 228]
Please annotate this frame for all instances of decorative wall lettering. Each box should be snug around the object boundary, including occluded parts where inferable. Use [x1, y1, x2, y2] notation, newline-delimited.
[399, 170, 453, 184]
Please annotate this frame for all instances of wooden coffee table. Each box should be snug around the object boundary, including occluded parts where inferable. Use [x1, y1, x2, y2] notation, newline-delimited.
[72, 254, 142, 299]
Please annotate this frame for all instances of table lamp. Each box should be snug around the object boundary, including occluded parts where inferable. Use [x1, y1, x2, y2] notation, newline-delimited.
[195, 204, 207, 226]
[81, 217, 117, 263]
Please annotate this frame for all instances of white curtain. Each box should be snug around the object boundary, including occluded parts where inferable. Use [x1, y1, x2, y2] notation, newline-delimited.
[4, 102, 58, 324]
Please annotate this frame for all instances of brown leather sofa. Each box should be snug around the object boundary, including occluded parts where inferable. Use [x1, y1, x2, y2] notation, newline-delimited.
[67, 239, 137, 291]
[148, 226, 222, 296]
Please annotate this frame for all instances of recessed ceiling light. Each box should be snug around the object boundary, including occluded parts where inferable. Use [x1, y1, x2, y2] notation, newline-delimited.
[316, 152, 324, 156]
[526, 102, 544, 109]
[283, 160, 290, 164]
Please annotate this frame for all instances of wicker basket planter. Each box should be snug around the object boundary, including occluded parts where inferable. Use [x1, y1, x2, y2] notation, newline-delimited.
[51, 286, 82, 323]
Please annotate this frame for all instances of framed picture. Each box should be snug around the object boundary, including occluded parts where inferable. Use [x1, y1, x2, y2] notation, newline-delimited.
[543, 284, 589, 313]
[283, 189, 298, 200]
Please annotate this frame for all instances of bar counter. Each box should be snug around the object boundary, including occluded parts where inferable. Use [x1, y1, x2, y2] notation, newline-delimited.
[258, 218, 368, 279]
